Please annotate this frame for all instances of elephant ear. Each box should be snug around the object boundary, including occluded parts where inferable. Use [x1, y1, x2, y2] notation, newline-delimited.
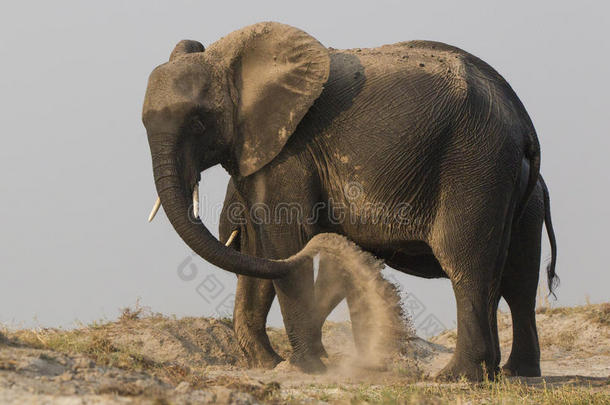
[169, 40, 205, 61]
[208, 22, 330, 176]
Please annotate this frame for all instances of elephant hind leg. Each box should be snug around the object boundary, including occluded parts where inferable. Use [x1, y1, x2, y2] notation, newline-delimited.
[501, 186, 544, 377]
[430, 187, 517, 380]
[501, 273, 541, 377]
[437, 272, 504, 381]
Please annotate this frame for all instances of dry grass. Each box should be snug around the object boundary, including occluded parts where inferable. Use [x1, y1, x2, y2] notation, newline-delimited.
[535, 302, 610, 333]
[554, 330, 579, 351]
[587, 303, 610, 327]
[535, 302, 609, 320]
[332, 378, 610, 405]
[118, 304, 144, 322]
[7, 317, 207, 388]
[269, 376, 610, 404]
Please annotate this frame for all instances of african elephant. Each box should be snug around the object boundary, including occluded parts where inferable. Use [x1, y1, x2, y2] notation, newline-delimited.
[143, 22, 557, 380]
[218, 173, 557, 378]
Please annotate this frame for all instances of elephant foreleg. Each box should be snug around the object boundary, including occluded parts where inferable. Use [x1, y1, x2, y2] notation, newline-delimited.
[233, 276, 283, 368]
[274, 263, 326, 373]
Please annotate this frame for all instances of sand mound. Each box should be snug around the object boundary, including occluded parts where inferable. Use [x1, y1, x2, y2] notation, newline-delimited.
[108, 316, 245, 368]
[8, 314, 245, 368]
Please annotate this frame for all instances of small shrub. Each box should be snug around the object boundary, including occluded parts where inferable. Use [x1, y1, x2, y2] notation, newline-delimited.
[119, 299, 148, 322]
[587, 302, 610, 326]
[556, 330, 578, 351]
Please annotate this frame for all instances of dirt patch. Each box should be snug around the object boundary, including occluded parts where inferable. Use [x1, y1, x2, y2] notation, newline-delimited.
[1, 304, 608, 403]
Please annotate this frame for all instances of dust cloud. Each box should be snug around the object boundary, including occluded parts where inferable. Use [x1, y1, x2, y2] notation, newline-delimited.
[292, 233, 418, 376]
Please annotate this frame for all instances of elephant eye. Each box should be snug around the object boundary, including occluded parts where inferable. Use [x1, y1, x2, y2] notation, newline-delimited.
[189, 117, 206, 134]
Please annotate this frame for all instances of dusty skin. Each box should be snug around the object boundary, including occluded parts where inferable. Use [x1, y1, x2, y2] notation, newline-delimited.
[1, 302, 608, 404]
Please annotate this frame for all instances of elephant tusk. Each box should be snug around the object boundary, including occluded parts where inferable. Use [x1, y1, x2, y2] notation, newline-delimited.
[148, 197, 161, 222]
[225, 229, 238, 247]
[193, 183, 199, 219]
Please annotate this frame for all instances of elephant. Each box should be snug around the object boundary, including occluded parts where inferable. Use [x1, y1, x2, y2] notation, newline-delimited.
[218, 173, 557, 378]
[142, 22, 557, 380]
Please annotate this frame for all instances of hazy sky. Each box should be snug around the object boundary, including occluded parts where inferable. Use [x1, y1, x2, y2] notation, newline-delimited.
[1, 1, 608, 335]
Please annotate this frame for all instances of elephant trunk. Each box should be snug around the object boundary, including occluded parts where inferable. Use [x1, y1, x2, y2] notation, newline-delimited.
[151, 142, 293, 279]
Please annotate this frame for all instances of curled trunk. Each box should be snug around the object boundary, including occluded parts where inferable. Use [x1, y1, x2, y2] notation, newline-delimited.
[151, 148, 294, 279]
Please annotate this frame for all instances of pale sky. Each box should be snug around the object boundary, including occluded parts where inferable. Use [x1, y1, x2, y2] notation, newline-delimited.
[1, 0, 608, 335]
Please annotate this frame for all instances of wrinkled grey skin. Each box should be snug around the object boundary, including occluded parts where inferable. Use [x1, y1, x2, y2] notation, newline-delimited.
[143, 22, 557, 380]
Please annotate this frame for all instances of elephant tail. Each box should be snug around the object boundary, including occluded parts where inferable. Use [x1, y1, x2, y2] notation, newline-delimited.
[516, 131, 541, 224]
[540, 176, 559, 297]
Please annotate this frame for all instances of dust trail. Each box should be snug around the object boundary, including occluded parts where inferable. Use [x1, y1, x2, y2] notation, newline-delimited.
[294, 233, 415, 374]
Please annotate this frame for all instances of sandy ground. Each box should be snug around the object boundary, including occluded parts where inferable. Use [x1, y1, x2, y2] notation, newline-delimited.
[1, 304, 608, 404]
[431, 305, 610, 378]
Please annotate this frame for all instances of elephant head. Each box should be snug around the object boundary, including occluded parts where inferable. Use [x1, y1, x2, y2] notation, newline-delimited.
[142, 22, 330, 278]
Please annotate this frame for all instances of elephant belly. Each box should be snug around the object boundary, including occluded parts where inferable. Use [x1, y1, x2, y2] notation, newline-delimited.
[343, 236, 448, 279]
[384, 252, 448, 279]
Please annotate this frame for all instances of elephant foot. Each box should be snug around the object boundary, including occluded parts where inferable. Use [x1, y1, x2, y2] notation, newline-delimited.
[239, 340, 283, 369]
[501, 360, 541, 377]
[249, 352, 284, 369]
[246, 352, 284, 369]
[289, 353, 327, 374]
[235, 327, 283, 369]
[436, 356, 497, 382]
